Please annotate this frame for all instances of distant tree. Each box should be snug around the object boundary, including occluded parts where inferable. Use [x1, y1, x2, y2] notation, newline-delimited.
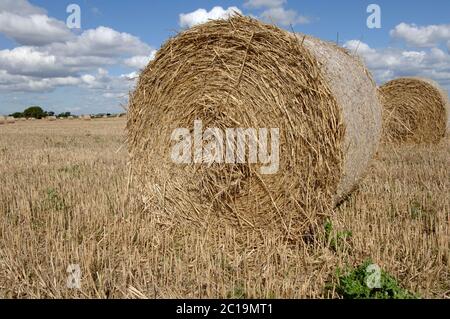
[46, 111, 55, 117]
[58, 112, 71, 118]
[23, 106, 46, 119]
[10, 112, 23, 118]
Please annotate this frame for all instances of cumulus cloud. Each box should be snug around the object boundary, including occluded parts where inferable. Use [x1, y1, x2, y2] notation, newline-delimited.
[103, 92, 128, 99]
[0, 26, 152, 79]
[48, 26, 151, 57]
[390, 23, 450, 48]
[0, 0, 154, 114]
[0, 1, 154, 94]
[244, 0, 286, 9]
[0, 47, 63, 77]
[120, 71, 139, 81]
[0, 12, 73, 45]
[344, 40, 450, 87]
[124, 51, 157, 69]
[0, 70, 80, 92]
[0, 0, 46, 15]
[244, 0, 311, 27]
[179, 6, 242, 28]
[260, 7, 310, 26]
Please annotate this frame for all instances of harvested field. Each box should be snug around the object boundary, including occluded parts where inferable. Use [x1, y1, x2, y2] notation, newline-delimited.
[0, 118, 448, 298]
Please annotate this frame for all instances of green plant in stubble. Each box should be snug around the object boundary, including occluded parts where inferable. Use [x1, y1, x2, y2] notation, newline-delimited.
[331, 260, 418, 299]
[324, 220, 352, 251]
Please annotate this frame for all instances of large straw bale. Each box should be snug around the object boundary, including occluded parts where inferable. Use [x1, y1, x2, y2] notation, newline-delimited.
[127, 16, 382, 234]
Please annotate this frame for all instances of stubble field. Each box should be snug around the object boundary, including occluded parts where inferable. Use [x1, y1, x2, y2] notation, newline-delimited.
[0, 118, 448, 298]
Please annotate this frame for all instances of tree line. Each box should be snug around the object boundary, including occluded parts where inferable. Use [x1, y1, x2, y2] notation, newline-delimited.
[9, 106, 72, 119]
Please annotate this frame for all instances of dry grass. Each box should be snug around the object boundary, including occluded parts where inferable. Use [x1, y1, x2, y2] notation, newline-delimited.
[6, 116, 15, 124]
[0, 118, 448, 299]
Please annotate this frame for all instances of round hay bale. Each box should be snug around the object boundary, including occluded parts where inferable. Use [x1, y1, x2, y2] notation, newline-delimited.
[127, 16, 382, 234]
[47, 116, 57, 121]
[6, 116, 15, 124]
[68, 116, 74, 120]
[379, 77, 450, 144]
[83, 115, 92, 121]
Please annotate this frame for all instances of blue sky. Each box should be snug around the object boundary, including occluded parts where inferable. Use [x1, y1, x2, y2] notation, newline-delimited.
[1, 0, 450, 115]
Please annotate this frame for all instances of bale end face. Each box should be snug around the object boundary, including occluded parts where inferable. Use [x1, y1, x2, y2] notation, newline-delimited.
[127, 16, 381, 235]
[380, 77, 450, 144]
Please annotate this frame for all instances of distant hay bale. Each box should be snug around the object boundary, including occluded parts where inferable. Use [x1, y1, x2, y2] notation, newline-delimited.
[68, 116, 74, 120]
[6, 116, 15, 124]
[127, 16, 382, 234]
[380, 77, 450, 144]
[0, 116, 5, 125]
[82, 115, 92, 121]
[103, 115, 108, 118]
[47, 116, 57, 121]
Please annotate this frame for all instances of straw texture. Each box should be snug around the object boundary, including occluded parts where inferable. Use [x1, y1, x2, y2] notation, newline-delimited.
[380, 77, 449, 144]
[127, 16, 381, 235]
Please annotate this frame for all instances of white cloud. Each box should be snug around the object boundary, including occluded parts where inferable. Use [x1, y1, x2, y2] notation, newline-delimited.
[179, 6, 242, 28]
[0, 42, 132, 79]
[124, 51, 157, 69]
[0, 47, 62, 77]
[49, 26, 151, 57]
[0, 0, 150, 114]
[0, 1, 154, 96]
[344, 40, 450, 87]
[0, 70, 80, 92]
[103, 92, 128, 99]
[0, 26, 153, 88]
[244, 0, 286, 9]
[120, 71, 139, 81]
[390, 23, 450, 48]
[244, 0, 311, 27]
[0, 0, 46, 15]
[0, 12, 73, 45]
[260, 7, 310, 26]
